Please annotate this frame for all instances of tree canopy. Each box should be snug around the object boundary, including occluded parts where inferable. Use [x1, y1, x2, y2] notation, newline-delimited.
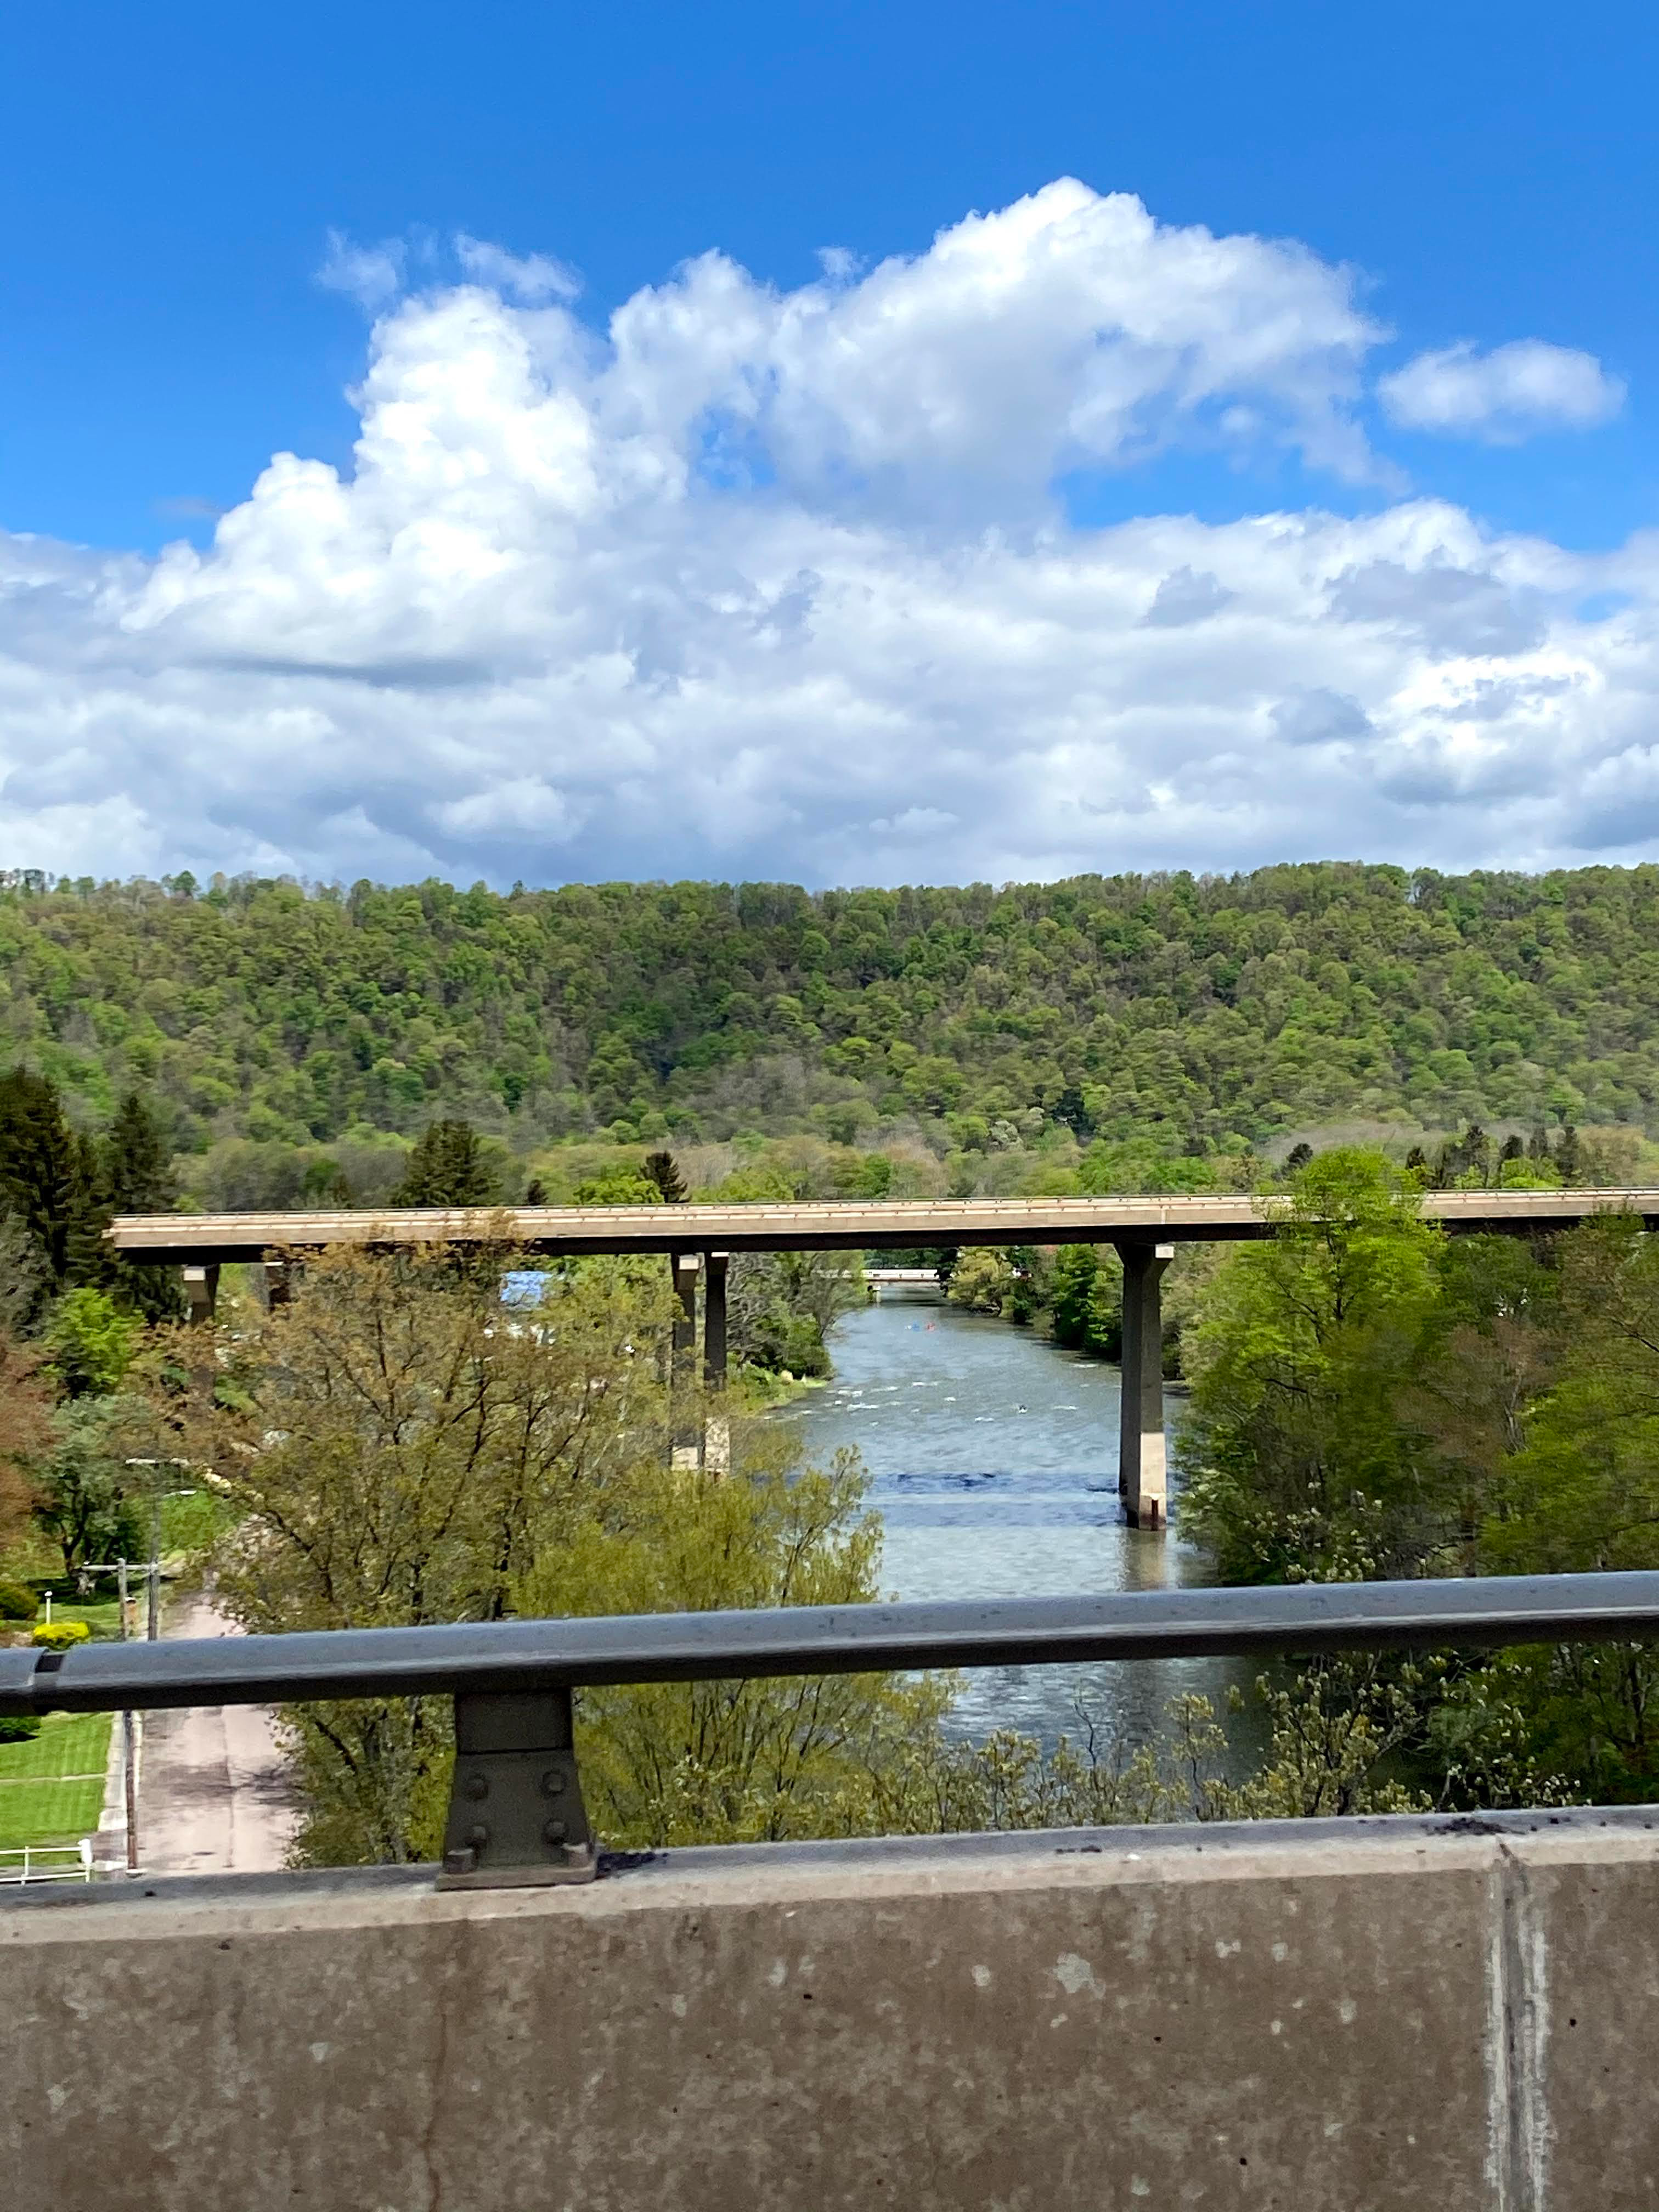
[1176, 1156, 1659, 1807]
[7, 861, 1659, 1162]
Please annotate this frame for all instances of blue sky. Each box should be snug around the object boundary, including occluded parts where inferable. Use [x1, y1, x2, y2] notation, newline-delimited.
[2, 1, 1657, 887]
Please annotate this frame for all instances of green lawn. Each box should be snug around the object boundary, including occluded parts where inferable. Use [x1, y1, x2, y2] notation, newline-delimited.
[0, 1712, 111, 1851]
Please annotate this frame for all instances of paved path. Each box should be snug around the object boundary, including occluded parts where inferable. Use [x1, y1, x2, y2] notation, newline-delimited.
[138, 1596, 298, 1875]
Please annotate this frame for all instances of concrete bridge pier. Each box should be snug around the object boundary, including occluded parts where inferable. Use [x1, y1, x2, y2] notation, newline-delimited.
[1115, 1240, 1174, 1530]
[671, 1254, 702, 1470]
[182, 1264, 219, 1327]
[703, 1251, 730, 1474]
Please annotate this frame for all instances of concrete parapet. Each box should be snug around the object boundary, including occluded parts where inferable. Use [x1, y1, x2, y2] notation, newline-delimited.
[6, 1807, 1659, 2208]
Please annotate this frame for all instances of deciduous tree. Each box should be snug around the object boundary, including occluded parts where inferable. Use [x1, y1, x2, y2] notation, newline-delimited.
[1178, 1149, 1443, 1583]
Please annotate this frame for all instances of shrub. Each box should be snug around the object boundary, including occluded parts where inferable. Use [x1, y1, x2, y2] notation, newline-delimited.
[0, 1578, 37, 1622]
[0, 1714, 40, 1742]
[31, 1618, 92, 1649]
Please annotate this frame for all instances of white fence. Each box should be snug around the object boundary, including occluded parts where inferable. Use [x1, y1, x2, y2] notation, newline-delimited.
[0, 1838, 94, 1884]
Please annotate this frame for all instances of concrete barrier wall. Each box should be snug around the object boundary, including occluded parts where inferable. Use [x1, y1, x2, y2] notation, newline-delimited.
[6, 1807, 1659, 2210]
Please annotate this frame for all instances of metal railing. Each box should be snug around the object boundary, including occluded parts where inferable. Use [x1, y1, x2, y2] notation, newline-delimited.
[0, 1839, 95, 1886]
[5, 1572, 1659, 1890]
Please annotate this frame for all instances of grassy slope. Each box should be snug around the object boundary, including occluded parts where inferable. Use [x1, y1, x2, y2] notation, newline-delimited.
[0, 1710, 111, 1850]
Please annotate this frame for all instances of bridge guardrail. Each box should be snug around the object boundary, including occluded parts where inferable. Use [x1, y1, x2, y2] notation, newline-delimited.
[4, 1572, 1657, 1891]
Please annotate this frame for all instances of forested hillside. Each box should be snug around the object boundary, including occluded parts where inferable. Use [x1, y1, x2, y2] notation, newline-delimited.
[4, 861, 1659, 1166]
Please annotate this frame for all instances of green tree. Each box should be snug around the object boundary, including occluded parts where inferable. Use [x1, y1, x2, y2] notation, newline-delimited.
[1178, 1149, 1444, 1583]
[31, 1395, 143, 1575]
[572, 1165, 662, 1204]
[42, 1286, 140, 1398]
[0, 1210, 43, 1334]
[1464, 1216, 1659, 1799]
[101, 1088, 176, 1214]
[1048, 1245, 1121, 1355]
[944, 1248, 1021, 1316]
[516, 1448, 951, 1847]
[8, 861, 1659, 1173]
[391, 1118, 499, 1207]
[0, 1068, 98, 1307]
[98, 1089, 185, 1318]
[1401, 1233, 1561, 1570]
[190, 1243, 675, 1864]
[642, 1149, 687, 1203]
[727, 1249, 866, 1376]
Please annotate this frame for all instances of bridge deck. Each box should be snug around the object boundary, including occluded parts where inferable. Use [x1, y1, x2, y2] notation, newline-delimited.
[105, 1188, 1659, 1265]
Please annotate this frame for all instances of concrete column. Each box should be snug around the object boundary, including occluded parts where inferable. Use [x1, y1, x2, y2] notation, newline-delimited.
[671, 1254, 702, 1471]
[1115, 1242, 1174, 1530]
[263, 1260, 292, 1310]
[182, 1265, 219, 1327]
[703, 1252, 730, 1475]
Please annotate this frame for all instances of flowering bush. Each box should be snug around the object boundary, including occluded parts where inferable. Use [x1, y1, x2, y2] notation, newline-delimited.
[31, 1618, 92, 1650]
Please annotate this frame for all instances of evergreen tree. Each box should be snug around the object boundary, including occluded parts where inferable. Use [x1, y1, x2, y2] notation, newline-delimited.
[0, 1068, 103, 1311]
[1463, 1124, 1491, 1184]
[391, 1119, 499, 1207]
[1051, 1085, 1094, 1141]
[642, 1149, 687, 1204]
[1556, 1123, 1581, 1185]
[99, 1089, 185, 1319]
[103, 1089, 177, 1214]
[66, 1126, 111, 1290]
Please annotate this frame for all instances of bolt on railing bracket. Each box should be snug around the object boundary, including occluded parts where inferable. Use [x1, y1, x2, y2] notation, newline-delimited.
[437, 1686, 597, 1891]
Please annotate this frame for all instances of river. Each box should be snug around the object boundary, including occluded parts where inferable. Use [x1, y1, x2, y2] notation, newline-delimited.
[769, 1285, 1245, 1751]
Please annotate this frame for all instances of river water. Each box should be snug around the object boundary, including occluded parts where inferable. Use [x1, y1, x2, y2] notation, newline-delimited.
[769, 1286, 1244, 1750]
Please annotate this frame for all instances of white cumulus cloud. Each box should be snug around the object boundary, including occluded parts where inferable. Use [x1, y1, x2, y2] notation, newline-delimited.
[1379, 338, 1625, 442]
[454, 235, 581, 306]
[601, 179, 1389, 506]
[316, 229, 407, 312]
[0, 184, 1654, 893]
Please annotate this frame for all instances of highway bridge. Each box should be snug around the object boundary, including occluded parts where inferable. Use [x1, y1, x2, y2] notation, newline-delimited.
[105, 1186, 1659, 1268]
[107, 1188, 1659, 1531]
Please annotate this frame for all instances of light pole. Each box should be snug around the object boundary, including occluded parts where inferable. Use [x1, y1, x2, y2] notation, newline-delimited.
[78, 1462, 199, 1875]
[122, 1458, 194, 1644]
[147, 1487, 161, 1643]
[115, 1559, 138, 1872]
